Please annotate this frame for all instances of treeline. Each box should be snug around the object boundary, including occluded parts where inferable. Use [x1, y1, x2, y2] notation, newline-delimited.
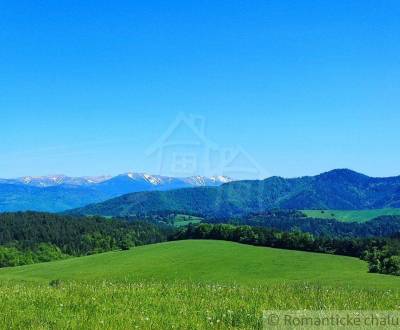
[0, 212, 171, 268]
[207, 211, 400, 238]
[174, 223, 400, 276]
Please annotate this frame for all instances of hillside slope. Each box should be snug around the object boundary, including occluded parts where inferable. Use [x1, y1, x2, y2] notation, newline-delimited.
[70, 169, 400, 217]
[1, 240, 399, 288]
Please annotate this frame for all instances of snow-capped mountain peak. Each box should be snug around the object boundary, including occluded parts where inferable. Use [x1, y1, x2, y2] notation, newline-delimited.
[182, 175, 232, 186]
[143, 174, 162, 185]
[187, 175, 206, 186]
[22, 176, 33, 184]
[83, 176, 112, 184]
[210, 175, 232, 183]
[126, 173, 136, 180]
[17, 175, 68, 187]
[2, 173, 233, 189]
[9, 175, 111, 187]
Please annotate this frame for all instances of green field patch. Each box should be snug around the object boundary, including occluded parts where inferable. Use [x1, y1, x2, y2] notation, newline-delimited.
[172, 214, 203, 227]
[302, 208, 400, 223]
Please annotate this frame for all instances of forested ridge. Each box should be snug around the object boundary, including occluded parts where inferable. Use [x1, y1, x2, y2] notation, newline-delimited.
[69, 169, 400, 217]
[208, 210, 400, 238]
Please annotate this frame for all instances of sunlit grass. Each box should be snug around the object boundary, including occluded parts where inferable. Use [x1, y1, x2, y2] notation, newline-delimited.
[2, 240, 399, 288]
[1, 280, 399, 329]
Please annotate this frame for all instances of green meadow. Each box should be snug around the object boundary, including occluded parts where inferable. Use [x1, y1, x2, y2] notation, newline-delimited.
[1, 240, 399, 288]
[302, 208, 400, 223]
[1, 240, 399, 329]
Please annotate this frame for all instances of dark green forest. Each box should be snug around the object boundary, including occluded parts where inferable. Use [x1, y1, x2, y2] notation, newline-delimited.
[0, 212, 170, 267]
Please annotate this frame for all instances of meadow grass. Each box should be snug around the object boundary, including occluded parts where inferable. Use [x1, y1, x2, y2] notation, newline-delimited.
[1, 280, 399, 329]
[1, 240, 399, 288]
[302, 208, 400, 223]
[1, 240, 400, 329]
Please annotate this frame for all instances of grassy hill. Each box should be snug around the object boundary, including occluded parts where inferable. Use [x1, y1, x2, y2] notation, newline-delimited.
[1, 240, 398, 288]
[1, 240, 399, 329]
[303, 208, 400, 223]
[69, 169, 400, 217]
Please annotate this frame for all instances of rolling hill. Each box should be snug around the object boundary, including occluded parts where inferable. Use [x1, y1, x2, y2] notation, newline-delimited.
[69, 169, 400, 217]
[2, 240, 399, 329]
[1, 240, 398, 288]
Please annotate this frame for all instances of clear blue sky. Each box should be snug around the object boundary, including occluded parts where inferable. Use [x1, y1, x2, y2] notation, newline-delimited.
[1, 1, 399, 179]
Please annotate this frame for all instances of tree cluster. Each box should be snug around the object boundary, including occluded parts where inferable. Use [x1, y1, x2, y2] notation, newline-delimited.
[0, 212, 170, 267]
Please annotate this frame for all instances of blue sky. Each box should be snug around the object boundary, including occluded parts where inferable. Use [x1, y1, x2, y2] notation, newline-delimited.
[1, 1, 399, 179]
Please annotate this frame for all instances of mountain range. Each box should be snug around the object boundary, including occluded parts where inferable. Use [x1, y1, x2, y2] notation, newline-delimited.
[0, 173, 231, 212]
[69, 169, 400, 218]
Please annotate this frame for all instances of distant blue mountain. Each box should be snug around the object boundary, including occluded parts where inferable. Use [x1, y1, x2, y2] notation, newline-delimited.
[0, 173, 231, 212]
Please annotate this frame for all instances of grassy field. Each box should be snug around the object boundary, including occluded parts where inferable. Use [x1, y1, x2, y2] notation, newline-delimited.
[1, 240, 399, 288]
[1, 240, 399, 329]
[302, 208, 400, 223]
